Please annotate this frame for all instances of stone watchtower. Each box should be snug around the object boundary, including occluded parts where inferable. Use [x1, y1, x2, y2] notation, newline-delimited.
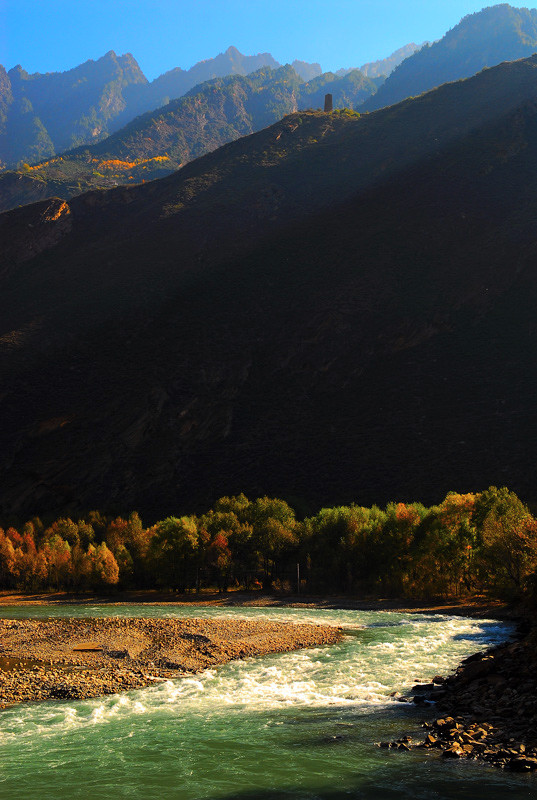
[324, 93, 333, 112]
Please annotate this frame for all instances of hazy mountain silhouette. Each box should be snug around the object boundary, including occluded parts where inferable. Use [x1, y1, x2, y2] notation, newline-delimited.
[363, 3, 537, 110]
[335, 43, 420, 79]
[119, 45, 285, 122]
[0, 52, 147, 165]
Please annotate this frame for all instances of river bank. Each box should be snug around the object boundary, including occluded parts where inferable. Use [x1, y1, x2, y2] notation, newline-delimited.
[0, 589, 510, 617]
[1, 609, 519, 800]
[0, 616, 341, 708]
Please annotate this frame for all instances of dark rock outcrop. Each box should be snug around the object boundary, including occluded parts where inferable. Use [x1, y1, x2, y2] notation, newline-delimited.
[387, 622, 537, 771]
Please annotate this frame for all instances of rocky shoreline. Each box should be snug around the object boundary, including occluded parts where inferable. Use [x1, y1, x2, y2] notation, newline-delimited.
[0, 616, 341, 708]
[382, 621, 537, 772]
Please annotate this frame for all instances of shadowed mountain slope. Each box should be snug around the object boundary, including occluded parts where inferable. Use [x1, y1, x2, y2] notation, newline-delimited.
[363, 3, 537, 111]
[2, 56, 537, 519]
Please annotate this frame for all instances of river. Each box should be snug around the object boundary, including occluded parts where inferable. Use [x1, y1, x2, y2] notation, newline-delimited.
[0, 604, 533, 799]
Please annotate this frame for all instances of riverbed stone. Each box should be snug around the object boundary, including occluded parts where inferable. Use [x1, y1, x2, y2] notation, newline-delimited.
[394, 622, 537, 773]
[443, 744, 464, 758]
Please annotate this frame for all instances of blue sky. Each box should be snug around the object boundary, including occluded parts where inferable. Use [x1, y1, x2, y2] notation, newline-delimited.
[1, 1, 533, 78]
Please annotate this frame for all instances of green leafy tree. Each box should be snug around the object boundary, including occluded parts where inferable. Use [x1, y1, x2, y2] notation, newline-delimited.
[247, 497, 297, 590]
[150, 516, 199, 590]
[411, 494, 476, 598]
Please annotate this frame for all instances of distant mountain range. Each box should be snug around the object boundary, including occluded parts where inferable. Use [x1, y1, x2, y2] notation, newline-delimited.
[352, 43, 421, 78]
[4, 3, 537, 179]
[0, 52, 147, 166]
[0, 43, 413, 171]
[363, 3, 537, 110]
[118, 46, 324, 123]
[3, 52, 537, 518]
[0, 65, 379, 212]
[2, 3, 537, 218]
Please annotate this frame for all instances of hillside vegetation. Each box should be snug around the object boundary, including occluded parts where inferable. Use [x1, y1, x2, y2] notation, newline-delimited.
[0, 45, 370, 173]
[6, 5, 537, 213]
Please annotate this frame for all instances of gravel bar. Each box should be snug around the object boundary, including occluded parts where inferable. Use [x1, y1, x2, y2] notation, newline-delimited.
[0, 616, 341, 708]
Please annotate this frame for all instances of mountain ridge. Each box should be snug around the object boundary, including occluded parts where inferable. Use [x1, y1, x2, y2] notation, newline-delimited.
[0, 41, 414, 171]
[0, 65, 379, 213]
[1, 51, 147, 163]
[358, 43, 421, 77]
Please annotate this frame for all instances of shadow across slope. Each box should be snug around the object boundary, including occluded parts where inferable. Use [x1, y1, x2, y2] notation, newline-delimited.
[2, 57, 537, 518]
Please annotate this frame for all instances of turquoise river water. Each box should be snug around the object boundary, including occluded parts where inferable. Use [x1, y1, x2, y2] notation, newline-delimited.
[0, 604, 534, 800]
